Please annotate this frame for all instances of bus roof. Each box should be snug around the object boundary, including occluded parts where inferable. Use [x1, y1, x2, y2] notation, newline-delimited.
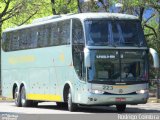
[3, 13, 138, 32]
[72, 13, 138, 20]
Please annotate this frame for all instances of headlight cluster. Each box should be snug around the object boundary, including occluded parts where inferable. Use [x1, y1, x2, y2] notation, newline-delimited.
[136, 89, 149, 94]
[91, 89, 104, 94]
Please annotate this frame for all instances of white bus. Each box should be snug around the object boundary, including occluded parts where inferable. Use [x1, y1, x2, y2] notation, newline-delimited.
[1, 13, 159, 112]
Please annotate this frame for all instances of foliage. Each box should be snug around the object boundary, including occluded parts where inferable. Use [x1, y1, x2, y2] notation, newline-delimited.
[0, 0, 52, 30]
[51, 0, 78, 14]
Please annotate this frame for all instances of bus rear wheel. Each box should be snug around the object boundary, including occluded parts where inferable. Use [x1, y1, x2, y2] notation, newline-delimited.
[116, 104, 126, 112]
[67, 89, 78, 112]
[14, 87, 21, 107]
[20, 86, 32, 107]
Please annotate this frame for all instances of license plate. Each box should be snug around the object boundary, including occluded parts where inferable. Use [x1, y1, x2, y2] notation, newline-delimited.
[115, 98, 126, 102]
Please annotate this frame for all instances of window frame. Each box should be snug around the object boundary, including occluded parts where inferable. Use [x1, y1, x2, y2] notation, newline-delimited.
[2, 19, 71, 52]
[72, 18, 86, 81]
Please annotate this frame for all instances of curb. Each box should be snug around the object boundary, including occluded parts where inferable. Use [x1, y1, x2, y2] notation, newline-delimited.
[0, 97, 13, 101]
[0, 97, 160, 103]
[148, 98, 160, 103]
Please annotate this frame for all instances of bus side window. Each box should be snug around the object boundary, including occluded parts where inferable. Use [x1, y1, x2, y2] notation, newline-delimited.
[19, 30, 27, 49]
[50, 23, 59, 46]
[58, 20, 70, 45]
[37, 25, 50, 47]
[30, 28, 38, 48]
[72, 19, 85, 81]
[72, 19, 84, 44]
[10, 31, 19, 50]
[2, 32, 10, 51]
[50, 21, 70, 46]
[43, 25, 51, 47]
[37, 26, 45, 47]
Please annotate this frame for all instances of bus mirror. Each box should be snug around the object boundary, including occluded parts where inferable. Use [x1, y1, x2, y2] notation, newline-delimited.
[84, 48, 91, 67]
[149, 48, 159, 68]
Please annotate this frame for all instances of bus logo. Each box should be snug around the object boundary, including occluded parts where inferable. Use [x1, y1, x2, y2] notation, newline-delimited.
[119, 89, 123, 94]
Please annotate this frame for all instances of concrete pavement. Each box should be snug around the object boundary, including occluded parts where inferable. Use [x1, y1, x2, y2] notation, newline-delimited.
[0, 102, 160, 114]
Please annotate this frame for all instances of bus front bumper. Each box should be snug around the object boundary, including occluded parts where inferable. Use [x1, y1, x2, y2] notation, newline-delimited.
[77, 92, 149, 105]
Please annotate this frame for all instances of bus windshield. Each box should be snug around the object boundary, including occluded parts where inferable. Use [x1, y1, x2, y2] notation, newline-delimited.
[85, 20, 146, 47]
[88, 50, 148, 83]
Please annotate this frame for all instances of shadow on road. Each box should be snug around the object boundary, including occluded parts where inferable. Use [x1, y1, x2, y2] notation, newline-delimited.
[36, 104, 160, 113]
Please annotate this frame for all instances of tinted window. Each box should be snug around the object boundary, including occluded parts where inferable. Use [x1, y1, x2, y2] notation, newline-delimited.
[49, 20, 70, 46]
[2, 33, 10, 51]
[59, 20, 70, 45]
[88, 50, 148, 82]
[72, 19, 84, 44]
[72, 19, 85, 81]
[11, 31, 19, 50]
[37, 25, 51, 47]
[85, 20, 146, 47]
[19, 29, 35, 49]
[2, 19, 71, 52]
[50, 22, 59, 46]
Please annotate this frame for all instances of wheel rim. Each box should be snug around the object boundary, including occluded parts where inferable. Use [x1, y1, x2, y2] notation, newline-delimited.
[21, 88, 26, 105]
[68, 92, 71, 109]
[14, 89, 18, 104]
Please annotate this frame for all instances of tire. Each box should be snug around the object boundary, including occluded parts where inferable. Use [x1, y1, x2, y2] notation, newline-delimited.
[20, 86, 32, 107]
[67, 89, 78, 112]
[14, 87, 21, 107]
[116, 104, 126, 112]
[56, 102, 67, 108]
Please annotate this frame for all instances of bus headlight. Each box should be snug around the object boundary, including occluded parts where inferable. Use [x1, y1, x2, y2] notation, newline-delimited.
[136, 90, 149, 94]
[91, 90, 104, 94]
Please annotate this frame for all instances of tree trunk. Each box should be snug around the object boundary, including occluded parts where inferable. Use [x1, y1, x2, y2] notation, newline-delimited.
[77, 0, 82, 13]
[139, 7, 144, 22]
[0, 21, 2, 40]
[158, 11, 160, 32]
[51, 0, 57, 15]
[0, 20, 2, 95]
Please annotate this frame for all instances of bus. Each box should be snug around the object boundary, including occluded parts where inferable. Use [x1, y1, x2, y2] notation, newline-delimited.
[1, 13, 159, 112]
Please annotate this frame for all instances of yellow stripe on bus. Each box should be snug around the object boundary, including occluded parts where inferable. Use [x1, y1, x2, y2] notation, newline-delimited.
[8, 55, 36, 64]
[27, 94, 62, 102]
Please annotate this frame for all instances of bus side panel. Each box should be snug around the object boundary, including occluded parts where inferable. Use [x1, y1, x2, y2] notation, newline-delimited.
[49, 68, 57, 96]
[2, 68, 30, 99]
[1, 45, 72, 101]
[28, 68, 50, 97]
[2, 70, 13, 98]
[55, 66, 66, 101]
[54, 45, 73, 102]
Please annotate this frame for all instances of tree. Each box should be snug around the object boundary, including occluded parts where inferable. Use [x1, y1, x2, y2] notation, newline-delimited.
[0, 0, 51, 95]
[50, 0, 78, 15]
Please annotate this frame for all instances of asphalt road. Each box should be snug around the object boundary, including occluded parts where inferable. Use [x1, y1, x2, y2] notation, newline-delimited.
[0, 102, 160, 114]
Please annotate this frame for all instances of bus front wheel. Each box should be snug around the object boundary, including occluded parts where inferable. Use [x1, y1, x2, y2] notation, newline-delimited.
[67, 89, 78, 112]
[116, 104, 126, 112]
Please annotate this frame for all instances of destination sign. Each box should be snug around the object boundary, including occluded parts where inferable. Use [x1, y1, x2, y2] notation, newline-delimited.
[96, 55, 115, 59]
